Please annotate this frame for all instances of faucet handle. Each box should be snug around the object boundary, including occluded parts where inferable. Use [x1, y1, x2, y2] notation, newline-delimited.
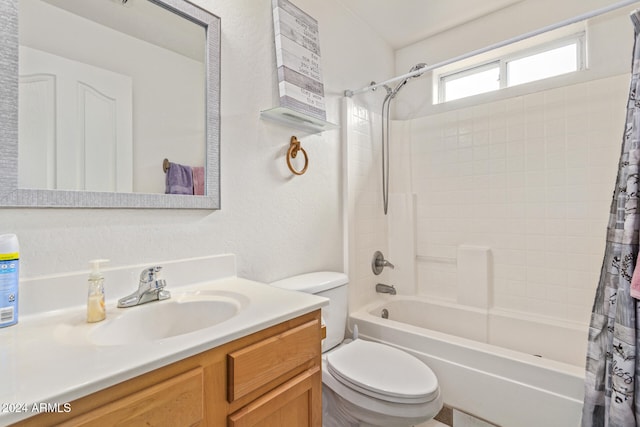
[377, 259, 395, 269]
[118, 266, 169, 308]
[139, 266, 162, 284]
[372, 251, 394, 275]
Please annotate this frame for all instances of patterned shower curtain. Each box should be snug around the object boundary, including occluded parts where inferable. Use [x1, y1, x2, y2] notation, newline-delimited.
[582, 11, 640, 427]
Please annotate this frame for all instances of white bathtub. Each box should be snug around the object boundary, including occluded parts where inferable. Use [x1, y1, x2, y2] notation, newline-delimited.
[349, 296, 586, 427]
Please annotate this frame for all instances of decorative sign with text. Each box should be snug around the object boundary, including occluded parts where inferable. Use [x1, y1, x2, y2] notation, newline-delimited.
[272, 0, 326, 121]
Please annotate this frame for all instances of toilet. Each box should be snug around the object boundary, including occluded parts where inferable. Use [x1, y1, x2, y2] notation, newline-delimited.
[270, 272, 442, 427]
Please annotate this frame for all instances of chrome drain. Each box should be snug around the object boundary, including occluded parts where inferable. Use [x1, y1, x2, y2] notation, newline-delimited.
[381, 308, 389, 319]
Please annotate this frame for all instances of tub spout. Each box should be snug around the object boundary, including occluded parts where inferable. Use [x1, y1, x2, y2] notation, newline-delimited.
[376, 283, 396, 295]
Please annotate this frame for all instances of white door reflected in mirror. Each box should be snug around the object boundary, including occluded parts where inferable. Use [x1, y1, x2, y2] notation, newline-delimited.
[19, 47, 133, 192]
[18, 0, 206, 195]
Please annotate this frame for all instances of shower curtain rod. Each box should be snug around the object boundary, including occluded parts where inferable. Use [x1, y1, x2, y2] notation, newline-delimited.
[344, 0, 640, 97]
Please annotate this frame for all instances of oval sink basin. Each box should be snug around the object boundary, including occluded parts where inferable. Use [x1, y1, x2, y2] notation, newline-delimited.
[71, 290, 247, 346]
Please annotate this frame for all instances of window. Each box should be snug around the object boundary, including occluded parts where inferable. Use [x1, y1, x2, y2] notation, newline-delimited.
[438, 34, 585, 103]
[442, 63, 500, 102]
[507, 43, 579, 86]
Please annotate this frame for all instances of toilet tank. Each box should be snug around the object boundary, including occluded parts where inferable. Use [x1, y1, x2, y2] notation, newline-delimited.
[270, 272, 348, 352]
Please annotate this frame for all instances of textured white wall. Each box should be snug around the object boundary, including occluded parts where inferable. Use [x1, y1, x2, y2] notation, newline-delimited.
[3, 1, 394, 289]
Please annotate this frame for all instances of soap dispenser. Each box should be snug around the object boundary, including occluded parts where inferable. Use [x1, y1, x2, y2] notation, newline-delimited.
[87, 259, 109, 323]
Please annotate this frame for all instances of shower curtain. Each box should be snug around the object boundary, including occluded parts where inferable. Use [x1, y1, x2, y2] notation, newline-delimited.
[582, 11, 640, 427]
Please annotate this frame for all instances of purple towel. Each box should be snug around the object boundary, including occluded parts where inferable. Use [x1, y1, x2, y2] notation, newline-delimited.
[192, 166, 205, 196]
[165, 162, 193, 195]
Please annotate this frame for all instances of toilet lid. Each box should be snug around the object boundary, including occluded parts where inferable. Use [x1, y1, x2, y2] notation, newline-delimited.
[326, 339, 439, 404]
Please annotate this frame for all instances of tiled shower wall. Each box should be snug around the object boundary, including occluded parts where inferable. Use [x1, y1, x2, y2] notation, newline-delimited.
[406, 75, 628, 324]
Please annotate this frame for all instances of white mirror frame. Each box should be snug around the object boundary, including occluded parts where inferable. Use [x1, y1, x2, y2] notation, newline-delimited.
[0, 0, 220, 209]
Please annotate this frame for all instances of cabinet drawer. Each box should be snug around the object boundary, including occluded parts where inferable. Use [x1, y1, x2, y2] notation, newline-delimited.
[227, 319, 320, 402]
[60, 368, 204, 427]
[228, 366, 321, 427]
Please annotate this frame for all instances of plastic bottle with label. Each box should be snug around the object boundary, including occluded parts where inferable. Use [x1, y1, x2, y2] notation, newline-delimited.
[0, 234, 19, 328]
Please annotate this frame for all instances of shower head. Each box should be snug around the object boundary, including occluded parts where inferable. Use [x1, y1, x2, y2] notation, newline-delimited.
[410, 62, 428, 77]
[389, 63, 428, 98]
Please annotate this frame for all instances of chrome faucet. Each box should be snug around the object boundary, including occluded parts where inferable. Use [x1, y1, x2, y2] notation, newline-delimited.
[117, 266, 170, 308]
[372, 251, 395, 275]
[376, 283, 397, 295]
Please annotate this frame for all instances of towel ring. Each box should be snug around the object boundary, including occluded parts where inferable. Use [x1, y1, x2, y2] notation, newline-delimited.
[163, 158, 170, 173]
[286, 136, 308, 176]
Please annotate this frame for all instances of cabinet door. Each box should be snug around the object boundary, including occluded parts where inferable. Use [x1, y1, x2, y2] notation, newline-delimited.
[228, 366, 321, 427]
[59, 368, 204, 427]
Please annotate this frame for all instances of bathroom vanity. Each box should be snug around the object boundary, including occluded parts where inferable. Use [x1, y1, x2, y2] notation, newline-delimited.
[0, 255, 327, 426]
[14, 310, 323, 426]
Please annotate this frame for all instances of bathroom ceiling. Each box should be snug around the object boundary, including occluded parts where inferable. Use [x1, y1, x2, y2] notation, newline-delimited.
[338, 0, 525, 49]
[40, 0, 204, 61]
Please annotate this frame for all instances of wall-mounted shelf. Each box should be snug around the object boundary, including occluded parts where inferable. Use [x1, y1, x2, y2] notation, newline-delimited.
[260, 107, 338, 134]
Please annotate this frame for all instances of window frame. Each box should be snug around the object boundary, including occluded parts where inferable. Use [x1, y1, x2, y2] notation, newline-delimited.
[437, 32, 586, 104]
[438, 61, 501, 103]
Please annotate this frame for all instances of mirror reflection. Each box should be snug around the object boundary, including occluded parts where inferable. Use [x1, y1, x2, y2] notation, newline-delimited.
[18, 0, 206, 194]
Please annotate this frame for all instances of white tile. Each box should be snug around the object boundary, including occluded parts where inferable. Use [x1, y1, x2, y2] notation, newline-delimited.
[524, 91, 545, 109]
[489, 126, 507, 143]
[505, 96, 524, 113]
[544, 86, 566, 106]
[565, 167, 589, 186]
[405, 75, 622, 325]
[457, 245, 491, 308]
[488, 99, 507, 115]
[507, 123, 526, 140]
[472, 130, 489, 146]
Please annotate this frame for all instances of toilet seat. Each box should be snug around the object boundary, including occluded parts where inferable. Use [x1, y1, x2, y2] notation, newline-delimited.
[326, 339, 438, 404]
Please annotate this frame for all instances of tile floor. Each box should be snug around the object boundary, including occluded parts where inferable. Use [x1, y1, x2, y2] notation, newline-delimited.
[416, 420, 448, 427]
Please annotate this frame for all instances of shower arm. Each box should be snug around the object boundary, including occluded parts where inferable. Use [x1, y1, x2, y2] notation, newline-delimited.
[343, 0, 640, 98]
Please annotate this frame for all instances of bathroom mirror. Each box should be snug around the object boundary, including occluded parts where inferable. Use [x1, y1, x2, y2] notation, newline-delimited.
[0, 0, 220, 209]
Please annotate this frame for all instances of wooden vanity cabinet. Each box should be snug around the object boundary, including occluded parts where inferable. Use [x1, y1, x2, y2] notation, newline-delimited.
[226, 317, 322, 426]
[13, 310, 323, 427]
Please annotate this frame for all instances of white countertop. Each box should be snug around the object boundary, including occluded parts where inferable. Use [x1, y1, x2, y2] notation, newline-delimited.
[0, 276, 327, 425]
